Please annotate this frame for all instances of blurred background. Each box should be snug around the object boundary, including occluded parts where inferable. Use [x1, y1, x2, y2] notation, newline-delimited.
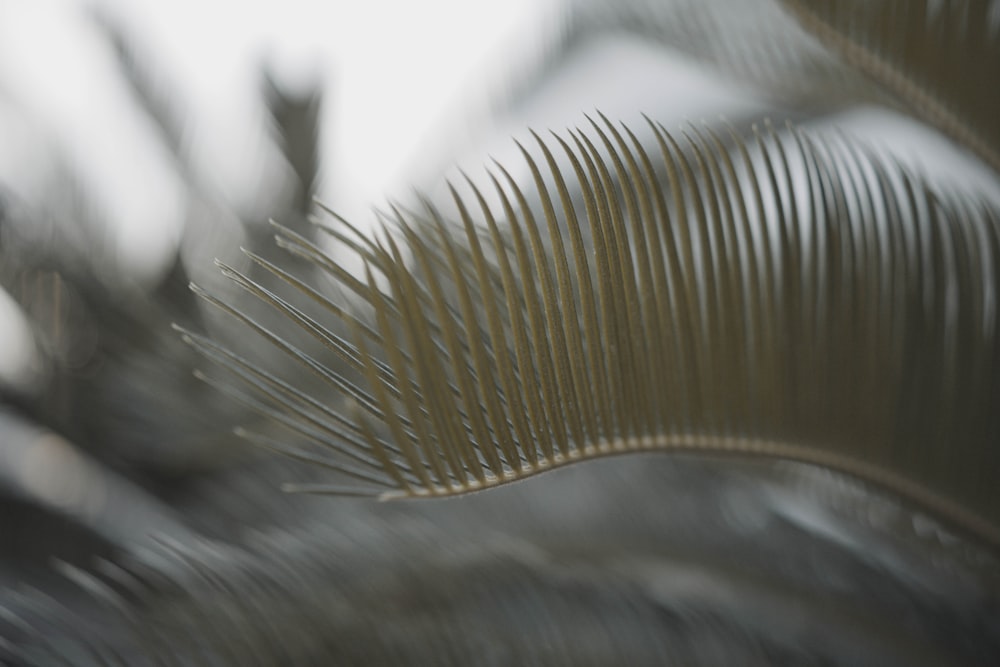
[3, 0, 567, 620]
[1, 0, 999, 664]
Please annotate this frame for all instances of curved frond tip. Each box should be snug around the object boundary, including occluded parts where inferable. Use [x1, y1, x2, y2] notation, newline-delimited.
[782, 0, 1000, 173]
[187, 116, 1000, 546]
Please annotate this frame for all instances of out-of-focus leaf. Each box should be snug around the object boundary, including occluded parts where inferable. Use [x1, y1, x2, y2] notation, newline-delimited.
[6, 457, 998, 665]
[782, 0, 1000, 172]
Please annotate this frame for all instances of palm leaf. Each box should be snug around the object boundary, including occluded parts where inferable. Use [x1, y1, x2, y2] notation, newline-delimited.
[185, 116, 1000, 546]
[781, 0, 1000, 172]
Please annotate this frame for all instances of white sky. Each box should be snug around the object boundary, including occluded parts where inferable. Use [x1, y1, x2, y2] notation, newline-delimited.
[0, 0, 542, 275]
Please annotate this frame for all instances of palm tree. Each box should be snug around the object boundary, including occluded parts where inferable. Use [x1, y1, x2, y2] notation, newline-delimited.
[4, 1, 1000, 664]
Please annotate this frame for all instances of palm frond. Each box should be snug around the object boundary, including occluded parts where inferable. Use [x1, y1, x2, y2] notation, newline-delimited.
[187, 116, 1000, 546]
[782, 0, 1000, 173]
